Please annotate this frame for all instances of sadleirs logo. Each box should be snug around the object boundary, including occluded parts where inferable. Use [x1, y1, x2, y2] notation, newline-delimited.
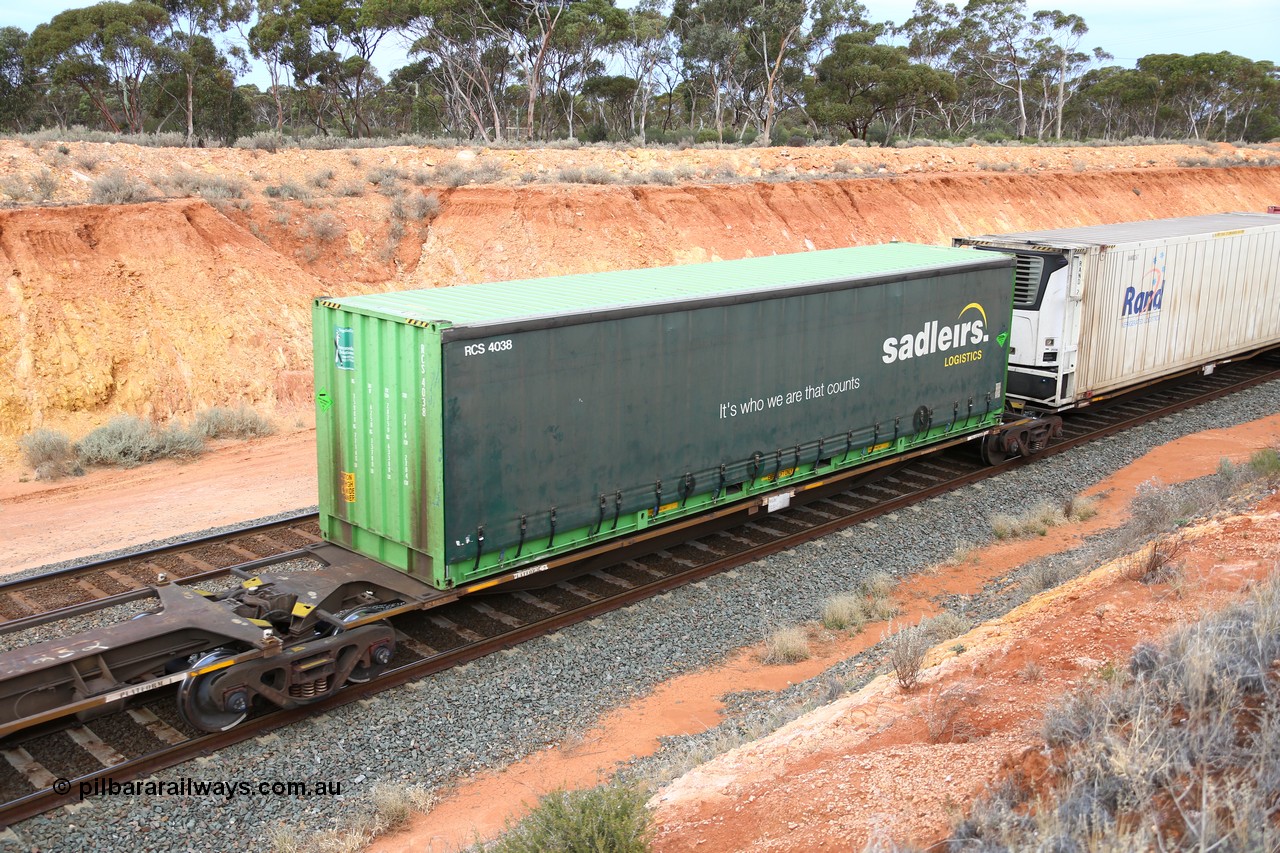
[882, 302, 990, 365]
[1122, 251, 1166, 327]
[335, 327, 356, 370]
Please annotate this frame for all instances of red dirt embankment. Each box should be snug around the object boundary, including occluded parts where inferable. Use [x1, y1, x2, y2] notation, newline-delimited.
[0, 201, 323, 441]
[3, 160, 1279, 448]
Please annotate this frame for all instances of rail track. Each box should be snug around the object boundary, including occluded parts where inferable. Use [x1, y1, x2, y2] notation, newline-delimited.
[2, 351, 1278, 828]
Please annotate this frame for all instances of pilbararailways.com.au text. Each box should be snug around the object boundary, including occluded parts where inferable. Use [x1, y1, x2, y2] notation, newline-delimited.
[57, 776, 343, 801]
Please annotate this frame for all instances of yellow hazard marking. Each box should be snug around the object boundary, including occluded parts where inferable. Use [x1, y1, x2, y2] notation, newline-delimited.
[342, 471, 357, 503]
[648, 501, 679, 517]
[241, 577, 263, 589]
[868, 441, 892, 453]
[190, 658, 238, 677]
[248, 618, 273, 628]
[292, 603, 315, 617]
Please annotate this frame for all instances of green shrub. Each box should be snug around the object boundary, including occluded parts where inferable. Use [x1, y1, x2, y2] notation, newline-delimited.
[306, 212, 346, 242]
[991, 500, 1068, 539]
[484, 784, 652, 853]
[860, 573, 899, 620]
[77, 416, 204, 467]
[390, 191, 441, 221]
[31, 169, 59, 201]
[194, 406, 275, 440]
[922, 611, 971, 642]
[263, 181, 310, 200]
[197, 175, 245, 200]
[952, 573, 1280, 851]
[1248, 447, 1280, 480]
[365, 167, 406, 186]
[433, 162, 470, 187]
[581, 165, 616, 184]
[19, 428, 81, 480]
[369, 783, 434, 833]
[90, 170, 152, 204]
[1019, 560, 1076, 596]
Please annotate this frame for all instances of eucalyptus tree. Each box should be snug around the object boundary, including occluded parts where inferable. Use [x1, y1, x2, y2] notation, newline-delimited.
[805, 27, 955, 139]
[542, 0, 628, 138]
[580, 73, 638, 137]
[405, 0, 522, 141]
[0, 27, 36, 131]
[1027, 10, 1090, 138]
[957, 0, 1036, 137]
[156, 0, 251, 142]
[616, 0, 675, 141]
[301, 0, 416, 137]
[669, 0, 750, 140]
[151, 31, 247, 137]
[895, 0, 996, 134]
[26, 1, 170, 133]
[246, 0, 312, 132]
[745, 0, 867, 141]
[1138, 52, 1271, 140]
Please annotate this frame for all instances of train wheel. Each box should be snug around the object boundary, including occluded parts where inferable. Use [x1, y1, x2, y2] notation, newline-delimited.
[178, 649, 248, 732]
[980, 434, 1008, 466]
[347, 644, 394, 685]
[339, 608, 394, 684]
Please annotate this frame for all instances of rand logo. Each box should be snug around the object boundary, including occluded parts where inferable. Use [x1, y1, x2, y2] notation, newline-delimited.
[1122, 251, 1166, 327]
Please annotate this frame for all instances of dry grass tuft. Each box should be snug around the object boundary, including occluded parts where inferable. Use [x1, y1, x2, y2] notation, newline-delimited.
[822, 594, 868, 631]
[761, 625, 811, 664]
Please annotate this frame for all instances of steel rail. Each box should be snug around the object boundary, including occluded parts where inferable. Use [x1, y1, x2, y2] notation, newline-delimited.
[0, 510, 319, 597]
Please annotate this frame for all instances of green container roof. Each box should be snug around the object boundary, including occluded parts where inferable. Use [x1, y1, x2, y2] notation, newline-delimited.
[320, 243, 997, 327]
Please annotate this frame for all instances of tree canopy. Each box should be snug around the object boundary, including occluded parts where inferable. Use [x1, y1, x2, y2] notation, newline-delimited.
[3, 0, 1276, 145]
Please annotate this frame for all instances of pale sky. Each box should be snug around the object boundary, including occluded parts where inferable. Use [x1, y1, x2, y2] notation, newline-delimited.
[1, 0, 1276, 90]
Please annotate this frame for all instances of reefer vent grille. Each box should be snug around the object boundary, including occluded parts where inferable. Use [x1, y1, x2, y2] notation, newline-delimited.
[1013, 254, 1042, 306]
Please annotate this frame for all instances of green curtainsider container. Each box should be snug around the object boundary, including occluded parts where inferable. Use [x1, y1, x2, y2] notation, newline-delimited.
[313, 244, 1014, 589]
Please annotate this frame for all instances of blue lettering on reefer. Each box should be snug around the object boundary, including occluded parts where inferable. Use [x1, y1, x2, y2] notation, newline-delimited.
[1121, 251, 1167, 326]
[1122, 283, 1164, 315]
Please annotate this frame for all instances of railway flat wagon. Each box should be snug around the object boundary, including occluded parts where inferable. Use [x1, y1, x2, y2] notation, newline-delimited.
[955, 213, 1280, 413]
[313, 244, 1014, 589]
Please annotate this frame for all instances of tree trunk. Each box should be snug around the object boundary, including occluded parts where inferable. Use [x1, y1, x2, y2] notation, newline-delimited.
[186, 70, 195, 145]
[1054, 53, 1066, 139]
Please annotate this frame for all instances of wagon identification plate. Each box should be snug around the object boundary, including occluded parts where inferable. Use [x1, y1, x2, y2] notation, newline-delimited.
[335, 327, 356, 370]
[766, 492, 793, 512]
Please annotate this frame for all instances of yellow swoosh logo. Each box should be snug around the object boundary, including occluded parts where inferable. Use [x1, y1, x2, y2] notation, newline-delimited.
[959, 303, 987, 325]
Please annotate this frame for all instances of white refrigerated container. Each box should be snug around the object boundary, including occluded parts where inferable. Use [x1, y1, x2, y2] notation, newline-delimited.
[955, 213, 1280, 412]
